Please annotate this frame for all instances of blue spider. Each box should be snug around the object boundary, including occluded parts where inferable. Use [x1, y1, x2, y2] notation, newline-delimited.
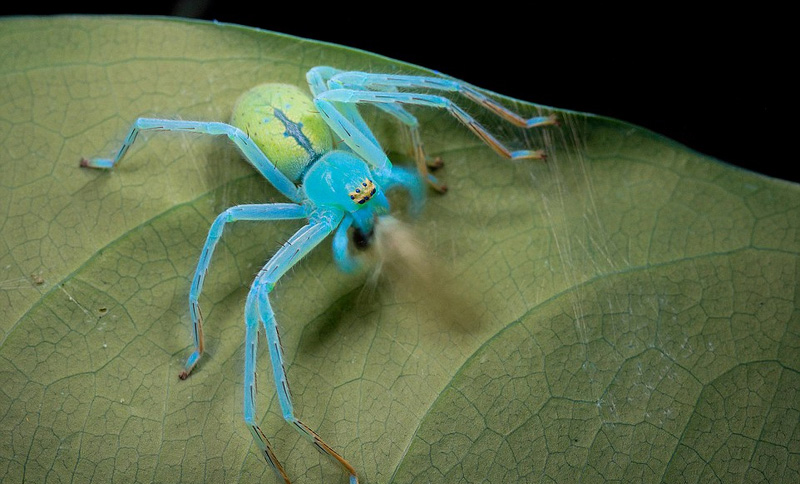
[81, 66, 557, 484]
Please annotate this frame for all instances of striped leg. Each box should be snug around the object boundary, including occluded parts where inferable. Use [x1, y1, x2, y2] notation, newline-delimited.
[244, 294, 291, 483]
[308, 67, 445, 191]
[80, 118, 302, 202]
[316, 89, 549, 161]
[374, 104, 447, 192]
[245, 213, 358, 483]
[179, 203, 308, 380]
[327, 71, 558, 129]
[307, 66, 382, 150]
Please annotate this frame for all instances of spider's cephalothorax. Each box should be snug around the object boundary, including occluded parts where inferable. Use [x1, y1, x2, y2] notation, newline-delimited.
[302, 151, 387, 212]
[81, 66, 556, 484]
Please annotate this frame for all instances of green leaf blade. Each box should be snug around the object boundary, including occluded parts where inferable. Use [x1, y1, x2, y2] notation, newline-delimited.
[1, 16, 798, 484]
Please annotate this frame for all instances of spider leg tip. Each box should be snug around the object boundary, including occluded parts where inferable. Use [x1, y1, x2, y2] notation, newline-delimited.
[428, 156, 445, 170]
[81, 157, 114, 169]
[425, 178, 448, 193]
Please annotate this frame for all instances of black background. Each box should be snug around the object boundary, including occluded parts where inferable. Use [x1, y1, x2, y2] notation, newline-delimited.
[4, 3, 791, 182]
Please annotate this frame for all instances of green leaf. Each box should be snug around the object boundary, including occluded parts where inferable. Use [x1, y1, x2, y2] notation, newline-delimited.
[1, 16, 798, 484]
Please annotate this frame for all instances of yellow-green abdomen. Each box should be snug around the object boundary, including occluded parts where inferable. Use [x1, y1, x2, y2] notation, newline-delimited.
[231, 84, 332, 183]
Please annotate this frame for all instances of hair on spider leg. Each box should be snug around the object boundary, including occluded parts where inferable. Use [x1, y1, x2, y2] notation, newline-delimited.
[352, 216, 485, 332]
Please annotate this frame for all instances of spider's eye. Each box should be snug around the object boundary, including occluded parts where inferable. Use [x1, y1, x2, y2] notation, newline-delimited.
[349, 179, 377, 205]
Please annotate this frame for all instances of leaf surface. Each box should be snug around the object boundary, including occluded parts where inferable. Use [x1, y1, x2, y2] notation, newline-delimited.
[1, 16, 798, 484]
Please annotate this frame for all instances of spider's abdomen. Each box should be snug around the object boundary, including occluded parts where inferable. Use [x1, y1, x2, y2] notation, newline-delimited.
[231, 84, 332, 183]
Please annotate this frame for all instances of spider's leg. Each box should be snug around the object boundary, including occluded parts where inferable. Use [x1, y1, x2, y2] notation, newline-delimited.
[332, 216, 360, 273]
[375, 165, 426, 217]
[329, 71, 559, 129]
[244, 294, 291, 483]
[371, 103, 443, 170]
[249, 213, 359, 484]
[314, 96, 440, 198]
[312, 98, 392, 175]
[180, 203, 309, 380]
[317, 89, 548, 161]
[80, 118, 302, 202]
[374, 103, 447, 192]
[308, 67, 383, 149]
[310, 68, 444, 191]
[307, 66, 343, 98]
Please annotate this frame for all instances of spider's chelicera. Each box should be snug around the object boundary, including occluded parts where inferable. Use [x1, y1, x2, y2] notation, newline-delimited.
[81, 66, 557, 484]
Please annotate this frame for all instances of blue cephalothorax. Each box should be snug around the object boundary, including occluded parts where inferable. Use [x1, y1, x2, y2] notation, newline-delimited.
[81, 66, 556, 484]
